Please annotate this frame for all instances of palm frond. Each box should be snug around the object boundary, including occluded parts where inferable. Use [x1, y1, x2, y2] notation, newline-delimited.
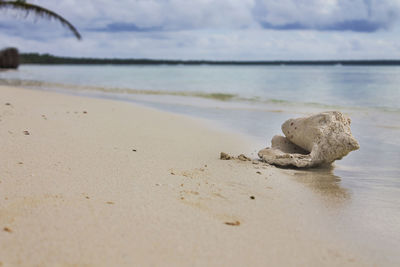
[0, 1, 81, 40]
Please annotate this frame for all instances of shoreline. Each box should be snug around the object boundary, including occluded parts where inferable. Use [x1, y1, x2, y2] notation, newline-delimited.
[0, 85, 391, 266]
[2, 66, 400, 115]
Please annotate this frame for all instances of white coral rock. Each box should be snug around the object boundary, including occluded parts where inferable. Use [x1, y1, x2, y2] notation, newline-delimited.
[258, 111, 360, 168]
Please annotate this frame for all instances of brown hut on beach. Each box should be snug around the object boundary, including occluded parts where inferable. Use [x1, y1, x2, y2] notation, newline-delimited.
[0, 47, 19, 69]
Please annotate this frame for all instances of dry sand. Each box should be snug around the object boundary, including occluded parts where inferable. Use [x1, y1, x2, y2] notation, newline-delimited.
[0, 85, 379, 266]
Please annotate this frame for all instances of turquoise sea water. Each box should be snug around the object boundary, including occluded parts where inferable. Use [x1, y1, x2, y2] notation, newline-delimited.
[1, 64, 400, 258]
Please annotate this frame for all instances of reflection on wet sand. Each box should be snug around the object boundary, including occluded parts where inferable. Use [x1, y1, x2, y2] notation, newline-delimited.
[287, 165, 351, 204]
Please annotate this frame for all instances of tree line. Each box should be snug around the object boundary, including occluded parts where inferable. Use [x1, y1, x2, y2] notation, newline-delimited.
[20, 53, 400, 66]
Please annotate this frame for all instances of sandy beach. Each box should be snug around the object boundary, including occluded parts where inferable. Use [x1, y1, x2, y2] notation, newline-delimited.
[0, 85, 387, 266]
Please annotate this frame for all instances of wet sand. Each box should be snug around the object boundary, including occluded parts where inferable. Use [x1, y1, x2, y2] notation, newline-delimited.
[0, 85, 389, 266]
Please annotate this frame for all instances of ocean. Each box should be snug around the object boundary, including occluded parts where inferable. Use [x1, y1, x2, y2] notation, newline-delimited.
[1, 64, 400, 257]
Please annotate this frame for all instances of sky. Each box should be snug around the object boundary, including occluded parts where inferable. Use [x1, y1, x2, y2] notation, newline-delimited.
[1, 0, 400, 60]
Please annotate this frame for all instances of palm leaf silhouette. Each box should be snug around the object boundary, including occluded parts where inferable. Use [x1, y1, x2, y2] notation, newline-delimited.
[0, 0, 81, 40]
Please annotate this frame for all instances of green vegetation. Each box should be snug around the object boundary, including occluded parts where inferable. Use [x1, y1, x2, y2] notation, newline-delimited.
[20, 53, 400, 65]
[199, 93, 236, 101]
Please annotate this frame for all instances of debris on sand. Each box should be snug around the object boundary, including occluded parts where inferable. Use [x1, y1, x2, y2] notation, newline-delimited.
[237, 154, 251, 161]
[220, 152, 232, 160]
[220, 152, 252, 161]
[224, 221, 241, 226]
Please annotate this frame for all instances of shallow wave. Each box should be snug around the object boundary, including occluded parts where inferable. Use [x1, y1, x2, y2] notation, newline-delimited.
[1, 78, 399, 114]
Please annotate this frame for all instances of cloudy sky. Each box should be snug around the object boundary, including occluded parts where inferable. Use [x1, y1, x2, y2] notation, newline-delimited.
[1, 0, 400, 60]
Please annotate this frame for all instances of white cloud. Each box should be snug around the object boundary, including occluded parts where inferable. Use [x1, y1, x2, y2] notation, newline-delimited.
[1, 0, 400, 59]
[253, 0, 400, 29]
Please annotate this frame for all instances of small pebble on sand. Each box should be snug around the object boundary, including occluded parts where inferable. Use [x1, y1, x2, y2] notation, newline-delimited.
[238, 154, 251, 161]
[220, 152, 232, 160]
